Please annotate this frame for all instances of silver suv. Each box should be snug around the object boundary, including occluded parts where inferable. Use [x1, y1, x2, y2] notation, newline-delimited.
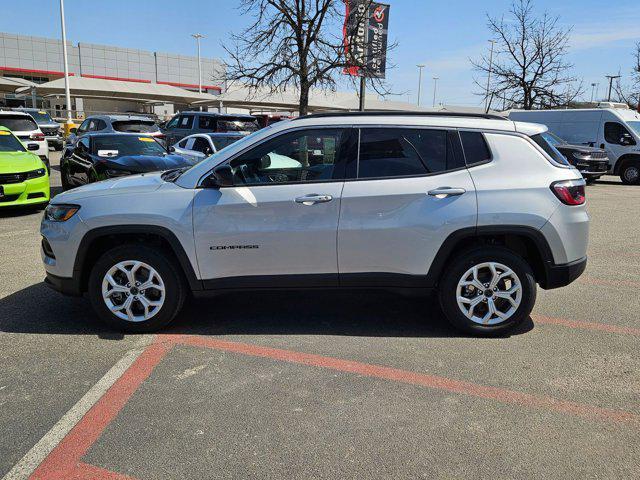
[41, 112, 589, 335]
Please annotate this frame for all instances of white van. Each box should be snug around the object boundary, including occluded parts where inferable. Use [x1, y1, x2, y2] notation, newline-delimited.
[508, 105, 640, 184]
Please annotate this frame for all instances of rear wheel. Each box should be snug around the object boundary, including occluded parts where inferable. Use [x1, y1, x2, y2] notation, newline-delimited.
[438, 247, 536, 336]
[620, 163, 640, 185]
[88, 245, 187, 332]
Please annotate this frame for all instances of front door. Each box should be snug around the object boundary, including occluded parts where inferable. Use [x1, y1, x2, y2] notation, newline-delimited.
[193, 127, 353, 288]
[601, 121, 637, 171]
[338, 127, 477, 286]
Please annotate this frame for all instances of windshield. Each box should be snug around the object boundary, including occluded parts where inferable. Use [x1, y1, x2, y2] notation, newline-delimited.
[531, 134, 570, 166]
[0, 115, 38, 132]
[26, 111, 54, 123]
[92, 135, 166, 157]
[112, 120, 160, 133]
[541, 131, 566, 147]
[0, 131, 26, 152]
[218, 118, 259, 132]
[627, 121, 640, 136]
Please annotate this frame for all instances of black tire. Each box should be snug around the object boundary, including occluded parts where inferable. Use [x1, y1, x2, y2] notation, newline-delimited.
[60, 168, 71, 191]
[88, 244, 187, 332]
[438, 247, 537, 336]
[620, 163, 640, 185]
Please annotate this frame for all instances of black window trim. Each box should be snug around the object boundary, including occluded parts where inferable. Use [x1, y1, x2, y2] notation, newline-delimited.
[345, 126, 467, 182]
[198, 125, 356, 188]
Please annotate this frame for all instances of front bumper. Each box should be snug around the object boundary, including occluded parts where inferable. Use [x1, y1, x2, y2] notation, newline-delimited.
[541, 256, 587, 290]
[44, 271, 83, 296]
[0, 175, 50, 207]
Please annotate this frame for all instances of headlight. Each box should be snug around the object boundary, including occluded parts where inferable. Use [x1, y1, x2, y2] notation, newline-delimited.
[26, 168, 46, 179]
[44, 204, 80, 222]
[572, 152, 592, 160]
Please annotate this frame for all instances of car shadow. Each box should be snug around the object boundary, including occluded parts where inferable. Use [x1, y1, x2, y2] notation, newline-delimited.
[0, 283, 534, 339]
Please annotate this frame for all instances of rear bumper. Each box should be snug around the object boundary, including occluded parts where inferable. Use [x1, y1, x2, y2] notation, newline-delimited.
[541, 256, 587, 290]
[44, 272, 83, 297]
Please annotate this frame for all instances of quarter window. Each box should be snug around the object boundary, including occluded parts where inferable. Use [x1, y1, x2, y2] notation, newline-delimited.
[460, 131, 492, 166]
[229, 128, 346, 185]
[357, 128, 459, 179]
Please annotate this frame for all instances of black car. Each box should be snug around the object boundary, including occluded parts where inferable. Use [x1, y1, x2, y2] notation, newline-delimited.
[162, 112, 259, 146]
[541, 131, 610, 183]
[60, 133, 192, 190]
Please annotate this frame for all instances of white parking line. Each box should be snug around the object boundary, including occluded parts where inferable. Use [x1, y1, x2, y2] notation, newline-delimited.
[1, 335, 154, 480]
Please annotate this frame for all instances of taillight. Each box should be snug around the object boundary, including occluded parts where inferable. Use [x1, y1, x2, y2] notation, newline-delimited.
[30, 132, 45, 141]
[551, 179, 586, 205]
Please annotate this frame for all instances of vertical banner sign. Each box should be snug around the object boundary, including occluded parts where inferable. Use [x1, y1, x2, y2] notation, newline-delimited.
[343, 1, 390, 78]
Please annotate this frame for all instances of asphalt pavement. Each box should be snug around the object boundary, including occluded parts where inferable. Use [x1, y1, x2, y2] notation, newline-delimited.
[0, 152, 638, 479]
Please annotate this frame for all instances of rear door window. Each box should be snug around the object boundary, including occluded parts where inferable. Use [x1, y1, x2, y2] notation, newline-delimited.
[356, 128, 461, 179]
[192, 137, 212, 154]
[179, 115, 194, 129]
[198, 116, 216, 130]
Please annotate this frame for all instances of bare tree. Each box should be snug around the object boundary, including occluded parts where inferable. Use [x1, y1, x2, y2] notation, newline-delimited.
[472, 0, 582, 110]
[223, 0, 393, 115]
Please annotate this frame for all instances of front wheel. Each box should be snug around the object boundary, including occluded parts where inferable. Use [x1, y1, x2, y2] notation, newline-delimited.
[438, 247, 537, 336]
[88, 245, 187, 332]
[620, 163, 640, 185]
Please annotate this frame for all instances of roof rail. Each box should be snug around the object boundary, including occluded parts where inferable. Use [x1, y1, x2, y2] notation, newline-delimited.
[295, 111, 507, 121]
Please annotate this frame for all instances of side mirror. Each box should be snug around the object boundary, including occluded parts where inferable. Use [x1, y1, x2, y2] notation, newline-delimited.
[168, 146, 176, 153]
[259, 154, 271, 170]
[204, 165, 234, 188]
[27, 143, 40, 151]
[69, 127, 77, 134]
[620, 134, 635, 146]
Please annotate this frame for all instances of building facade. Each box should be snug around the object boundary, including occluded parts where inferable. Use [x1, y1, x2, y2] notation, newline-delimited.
[0, 32, 224, 116]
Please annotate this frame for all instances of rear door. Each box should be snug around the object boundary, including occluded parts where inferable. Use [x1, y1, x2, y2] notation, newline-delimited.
[337, 127, 477, 286]
[192, 127, 353, 287]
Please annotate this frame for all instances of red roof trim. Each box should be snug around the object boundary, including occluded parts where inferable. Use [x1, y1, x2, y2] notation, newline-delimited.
[157, 80, 222, 92]
[0, 66, 74, 76]
[81, 73, 151, 83]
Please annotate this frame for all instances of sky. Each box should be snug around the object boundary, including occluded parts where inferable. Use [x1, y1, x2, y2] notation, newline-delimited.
[0, 0, 638, 108]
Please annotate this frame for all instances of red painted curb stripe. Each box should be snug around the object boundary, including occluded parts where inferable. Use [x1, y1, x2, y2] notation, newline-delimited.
[29, 340, 171, 480]
[172, 335, 638, 426]
[533, 314, 640, 336]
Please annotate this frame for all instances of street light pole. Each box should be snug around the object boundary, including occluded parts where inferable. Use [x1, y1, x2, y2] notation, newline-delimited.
[485, 40, 496, 112]
[432, 76, 439, 107]
[605, 75, 621, 102]
[416, 64, 426, 107]
[191, 33, 205, 93]
[590, 83, 597, 103]
[59, 0, 73, 129]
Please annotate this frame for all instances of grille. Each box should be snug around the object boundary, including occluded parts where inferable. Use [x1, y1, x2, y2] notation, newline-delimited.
[0, 173, 28, 184]
[588, 152, 608, 159]
[42, 127, 60, 136]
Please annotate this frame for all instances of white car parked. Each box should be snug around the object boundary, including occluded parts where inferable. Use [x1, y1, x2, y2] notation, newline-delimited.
[170, 132, 246, 164]
[41, 112, 589, 335]
[0, 110, 49, 170]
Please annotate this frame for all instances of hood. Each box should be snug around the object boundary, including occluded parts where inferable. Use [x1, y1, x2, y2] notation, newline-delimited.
[0, 151, 44, 173]
[53, 171, 168, 203]
[556, 144, 607, 155]
[104, 154, 193, 172]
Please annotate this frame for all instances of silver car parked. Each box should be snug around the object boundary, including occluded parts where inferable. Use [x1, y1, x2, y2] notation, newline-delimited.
[170, 132, 246, 163]
[41, 112, 589, 335]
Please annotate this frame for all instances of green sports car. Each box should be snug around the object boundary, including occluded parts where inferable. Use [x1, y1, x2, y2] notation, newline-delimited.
[0, 126, 50, 208]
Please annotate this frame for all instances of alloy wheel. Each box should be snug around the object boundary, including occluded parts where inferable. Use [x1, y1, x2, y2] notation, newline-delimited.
[456, 262, 522, 325]
[101, 260, 165, 322]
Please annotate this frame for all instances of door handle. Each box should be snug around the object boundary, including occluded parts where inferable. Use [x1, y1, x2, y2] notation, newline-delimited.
[295, 194, 333, 205]
[428, 187, 466, 198]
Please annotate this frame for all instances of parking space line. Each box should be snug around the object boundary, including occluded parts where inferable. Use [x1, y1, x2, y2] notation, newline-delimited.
[27, 338, 171, 480]
[172, 335, 639, 426]
[1, 335, 156, 480]
[532, 314, 640, 336]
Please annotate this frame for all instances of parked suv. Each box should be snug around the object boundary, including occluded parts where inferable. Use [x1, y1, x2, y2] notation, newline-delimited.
[14, 108, 63, 151]
[538, 131, 610, 183]
[66, 114, 163, 146]
[162, 112, 259, 146]
[41, 112, 589, 335]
